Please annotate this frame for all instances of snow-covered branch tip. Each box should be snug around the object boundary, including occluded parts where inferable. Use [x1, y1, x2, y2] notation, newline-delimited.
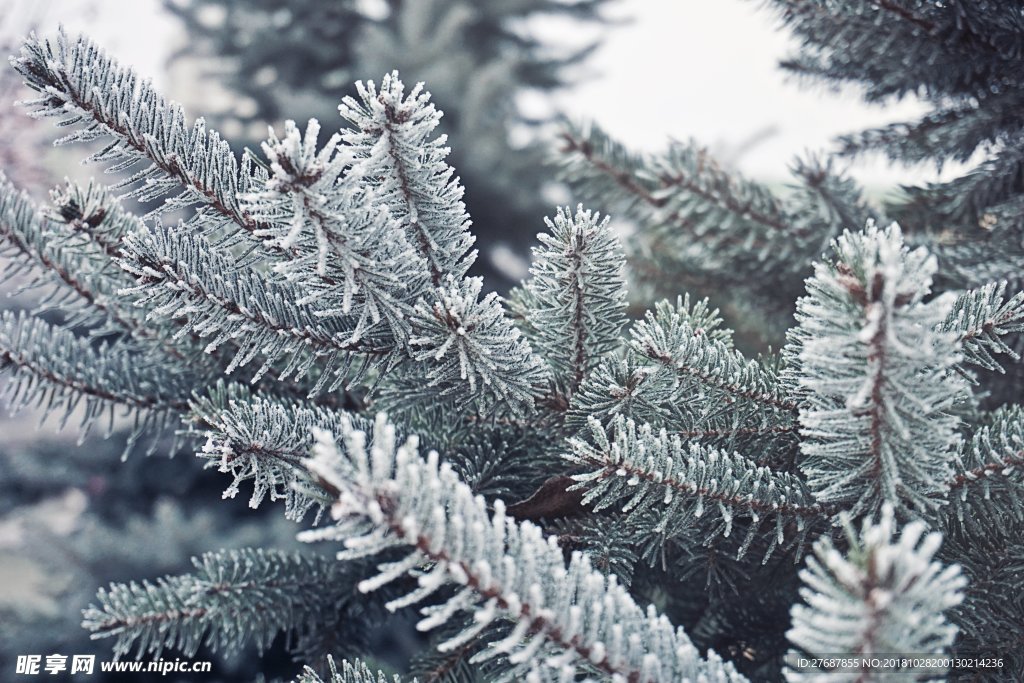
[629, 296, 798, 426]
[242, 118, 427, 345]
[795, 222, 969, 517]
[786, 505, 965, 681]
[939, 281, 1024, 374]
[511, 204, 627, 397]
[945, 404, 1024, 529]
[189, 384, 364, 521]
[409, 275, 549, 414]
[298, 656, 402, 683]
[339, 71, 475, 284]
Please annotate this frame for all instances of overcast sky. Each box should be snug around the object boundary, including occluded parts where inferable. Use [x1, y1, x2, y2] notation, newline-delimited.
[552, 0, 950, 189]
[9, 0, 950, 190]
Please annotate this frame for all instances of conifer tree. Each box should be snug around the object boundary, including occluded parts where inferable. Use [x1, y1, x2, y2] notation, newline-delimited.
[2, 4, 1024, 681]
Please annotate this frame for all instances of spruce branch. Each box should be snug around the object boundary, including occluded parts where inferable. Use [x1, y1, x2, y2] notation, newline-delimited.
[617, 297, 800, 455]
[408, 275, 548, 414]
[189, 383, 363, 521]
[567, 347, 798, 460]
[12, 31, 266, 238]
[242, 118, 428, 345]
[938, 281, 1024, 374]
[900, 141, 1024, 229]
[559, 123, 790, 237]
[557, 123, 802, 277]
[557, 123, 860, 292]
[786, 155, 873, 252]
[937, 514, 1024, 670]
[332, 72, 546, 413]
[0, 5, 1017, 680]
[945, 405, 1024, 531]
[795, 223, 969, 517]
[567, 415, 829, 561]
[46, 179, 135, 259]
[769, 1, 970, 102]
[565, 295, 735, 425]
[547, 515, 641, 588]
[82, 548, 357, 660]
[0, 173, 139, 333]
[566, 351, 675, 430]
[298, 657, 402, 683]
[408, 618, 558, 683]
[117, 224, 394, 386]
[764, 0, 1024, 318]
[511, 204, 627, 397]
[0, 311, 191, 452]
[786, 505, 965, 682]
[13, 39, 545, 414]
[339, 71, 475, 284]
[300, 414, 746, 683]
[2, 175, 254, 374]
[631, 298, 797, 414]
[835, 93, 1023, 166]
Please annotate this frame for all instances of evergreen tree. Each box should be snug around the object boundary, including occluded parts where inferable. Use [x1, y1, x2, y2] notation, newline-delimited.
[2, 4, 1024, 681]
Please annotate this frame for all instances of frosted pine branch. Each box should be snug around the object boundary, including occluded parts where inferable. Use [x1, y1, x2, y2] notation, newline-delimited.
[795, 223, 969, 517]
[567, 415, 829, 561]
[0, 173, 138, 333]
[335, 73, 547, 412]
[511, 204, 627, 397]
[938, 281, 1024, 374]
[409, 275, 548, 414]
[298, 657, 402, 683]
[566, 295, 739, 429]
[13, 31, 266, 238]
[189, 383, 364, 520]
[242, 119, 428, 344]
[45, 179, 139, 260]
[83, 548, 357, 660]
[118, 225, 395, 385]
[567, 352, 676, 429]
[13, 37, 546, 414]
[786, 505, 965, 682]
[557, 123, 858, 284]
[0, 16, 1021, 680]
[0, 311, 192, 453]
[615, 297, 799, 453]
[631, 298, 796, 413]
[300, 414, 746, 683]
[945, 405, 1024, 532]
[557, 123, 794, 261]
[0, 176, 219, 379]
[785, 154, 872, 255]
[339, 71, 475, 284]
